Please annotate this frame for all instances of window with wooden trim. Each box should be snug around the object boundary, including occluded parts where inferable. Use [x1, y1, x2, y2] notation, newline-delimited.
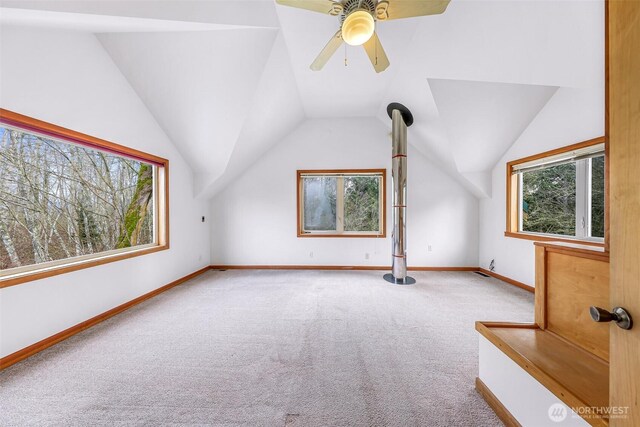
[0, 109, 168, 288]
[506, 138, 605, 245]
[297, 170, 386, 237]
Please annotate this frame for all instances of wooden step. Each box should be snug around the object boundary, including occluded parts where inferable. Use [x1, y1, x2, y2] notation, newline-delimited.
[476, 322, 609, 427]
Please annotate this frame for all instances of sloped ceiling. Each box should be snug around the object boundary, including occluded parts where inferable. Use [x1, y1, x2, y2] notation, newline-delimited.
[98, 29, 278, 176]
[0, 0, 604, 199]
[374, 0, 602, 197]
[276, 5, 418, 118]
[195, 33, 306, 199]
[428, 79, 558, 196]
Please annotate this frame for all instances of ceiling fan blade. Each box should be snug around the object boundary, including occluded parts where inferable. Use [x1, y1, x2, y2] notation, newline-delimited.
[381, 0, 450, 20]
[363, 32, 390, 73]
[310, 30, 343, 71]
[276, 0, 343, 16]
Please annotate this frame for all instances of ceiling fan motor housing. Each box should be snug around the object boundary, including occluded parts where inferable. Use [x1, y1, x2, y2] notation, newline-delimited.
[276, 0, 451, 72]
[340, 0, 376, 24]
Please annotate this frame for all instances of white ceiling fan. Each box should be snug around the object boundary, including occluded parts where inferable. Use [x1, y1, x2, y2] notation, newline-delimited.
[276, 0, 451, 73]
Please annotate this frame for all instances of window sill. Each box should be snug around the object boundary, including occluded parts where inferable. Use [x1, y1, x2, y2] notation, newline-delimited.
[0, 244, 169, 289]
[504, 231, 605, 247]
[297, 233, 386, 238]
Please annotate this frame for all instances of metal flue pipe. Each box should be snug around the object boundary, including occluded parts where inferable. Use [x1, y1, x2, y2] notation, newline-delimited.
[384, 103, 416, 285]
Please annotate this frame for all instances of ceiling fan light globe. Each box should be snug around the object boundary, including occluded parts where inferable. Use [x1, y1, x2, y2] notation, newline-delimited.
[341, 10, 375, 46]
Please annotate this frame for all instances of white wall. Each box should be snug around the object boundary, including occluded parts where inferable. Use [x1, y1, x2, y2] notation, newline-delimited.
[474, 0, 605, 287]
[0, 26, 210, 357]
[210, 118, 478, 267]
[479, 335, 589, 427]
[478, 85, 605, 286]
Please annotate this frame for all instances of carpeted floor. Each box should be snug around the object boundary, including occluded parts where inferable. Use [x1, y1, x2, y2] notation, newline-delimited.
[0, 270, 534, 426]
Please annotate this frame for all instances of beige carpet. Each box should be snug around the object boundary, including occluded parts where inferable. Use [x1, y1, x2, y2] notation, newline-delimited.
[0, 270, 534, 426]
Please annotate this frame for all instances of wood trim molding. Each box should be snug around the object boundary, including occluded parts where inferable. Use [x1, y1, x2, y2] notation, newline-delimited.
[1, 265, 533, 370]
[608, 0, 640, 423]
[0, 266, 211, 370]
[506, 137, 606, 171]
[213, 265, 390, 271]
[210, 266, 532, 293]
[476, 322, 609, 427]
[0, 109, 170, 288]
[505, 136, 608, 246]
[504, 231, 605, 248]
[0, 109, 167, 165]
[296, 169, 387, 238]
[210, 265, 479, 272]
[604, 0, 610, 254]
[535, 246, 547, 329]
[409, 266, 478, 272]
[0, 250, 173, 290]
[1, 246, 168, 289]
[475, 377, 522, 427]
[479, 268, 534, 293]
[533, 241, 610, 263]
[477, 321, 539, 329]
[507, 168, 519, 233]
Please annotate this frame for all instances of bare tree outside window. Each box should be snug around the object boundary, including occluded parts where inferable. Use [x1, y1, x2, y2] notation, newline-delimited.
[0, 126, 154, 271]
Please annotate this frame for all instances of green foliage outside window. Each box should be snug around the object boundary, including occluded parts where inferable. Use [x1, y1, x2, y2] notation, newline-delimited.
[522, 163, 576, 236]
[520, 155, 605, 239]
[301, 173, 382, 234]
[303, 177, 337, 231]
[590, 156, 605, 238]
[343, 176, 380, 232]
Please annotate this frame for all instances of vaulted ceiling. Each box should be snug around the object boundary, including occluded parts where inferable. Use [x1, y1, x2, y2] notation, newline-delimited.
[0, 0, 604, 199]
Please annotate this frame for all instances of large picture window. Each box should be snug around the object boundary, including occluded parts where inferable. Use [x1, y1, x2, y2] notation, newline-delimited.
[506, 138, 605, 245]
[0, 109, 168, 287]
[297, 169, 386, 237]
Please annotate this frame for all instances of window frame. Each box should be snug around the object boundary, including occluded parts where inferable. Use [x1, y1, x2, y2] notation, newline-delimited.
[505, 137, 606, 247]
[0, 108, 169, 289]
[297, 169, 386, 238]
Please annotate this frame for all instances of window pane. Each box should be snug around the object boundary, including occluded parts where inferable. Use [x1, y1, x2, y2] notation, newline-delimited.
[303, 177, 337, 231]
[521, 163, 576, 236]
[344, 176, 380, 232]
[590, 156, 605, 238]
[0, 126, 154, 271]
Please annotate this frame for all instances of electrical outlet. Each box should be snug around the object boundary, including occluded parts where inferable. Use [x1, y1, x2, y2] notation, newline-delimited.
[428, 245, 432, 252]
[365, 253, 370, 260]
[309, 251, 314, 258]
